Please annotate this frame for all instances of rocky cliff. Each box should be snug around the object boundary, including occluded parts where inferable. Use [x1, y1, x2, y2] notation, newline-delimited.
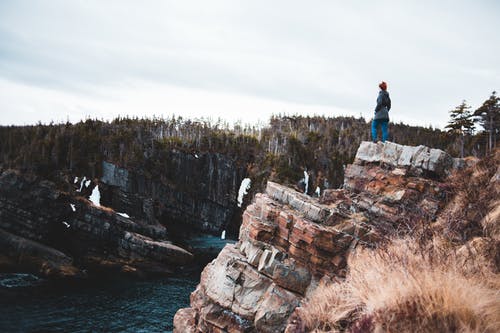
[99, 151, 247, 237]
[0, 170, 193, 279]
[173, 141, 466, 333]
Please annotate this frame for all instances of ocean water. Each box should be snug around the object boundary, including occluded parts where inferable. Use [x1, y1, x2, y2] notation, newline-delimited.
[0, 273, 198, 333]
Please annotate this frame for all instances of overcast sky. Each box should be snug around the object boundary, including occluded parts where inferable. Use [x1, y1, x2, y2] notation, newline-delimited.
[0, 0, 498, 128]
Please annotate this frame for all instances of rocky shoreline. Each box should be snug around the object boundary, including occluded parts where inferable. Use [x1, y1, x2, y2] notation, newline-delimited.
[0, 170, 193, 279]
[1, 140, 495, 332]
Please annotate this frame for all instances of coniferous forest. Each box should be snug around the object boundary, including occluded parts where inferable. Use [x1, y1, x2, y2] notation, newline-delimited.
[1, 113, 496, 196]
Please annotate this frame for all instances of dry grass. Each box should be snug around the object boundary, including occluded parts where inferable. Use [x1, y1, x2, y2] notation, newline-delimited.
[298, 239, 500, 333]
[436, 149, 500, 241]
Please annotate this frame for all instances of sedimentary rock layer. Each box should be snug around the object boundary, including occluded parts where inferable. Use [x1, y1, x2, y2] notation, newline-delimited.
[0, 170, 193, 278]
[174, 141, 460, 332]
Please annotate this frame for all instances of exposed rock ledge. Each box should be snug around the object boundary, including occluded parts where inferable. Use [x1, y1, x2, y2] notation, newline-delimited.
[0, 170, 193, 278]
[174, 141, 462, 333]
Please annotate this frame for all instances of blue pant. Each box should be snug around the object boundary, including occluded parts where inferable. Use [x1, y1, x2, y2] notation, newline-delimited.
[372, 119, 389, 142]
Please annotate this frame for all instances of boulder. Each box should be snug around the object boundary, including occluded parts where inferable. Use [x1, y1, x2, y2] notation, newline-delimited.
[173, 308, 198, 333]
[0, 228, 82, 278]
[254, 285, 301, 333]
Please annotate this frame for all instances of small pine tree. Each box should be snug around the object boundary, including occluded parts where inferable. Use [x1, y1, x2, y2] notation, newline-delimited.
[445, 100, 475, 158]
[473, 91, 500, 152]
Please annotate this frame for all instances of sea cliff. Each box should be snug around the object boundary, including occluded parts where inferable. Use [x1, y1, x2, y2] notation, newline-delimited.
[174, 141, 491, 332]
[0, 170, 193, 278]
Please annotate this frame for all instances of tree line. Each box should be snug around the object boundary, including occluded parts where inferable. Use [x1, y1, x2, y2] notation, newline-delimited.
[0, 108, 496, 195]
[446, 91, 499, 158]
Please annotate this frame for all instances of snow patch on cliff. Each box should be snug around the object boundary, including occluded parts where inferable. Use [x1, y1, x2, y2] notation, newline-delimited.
[315, 186, 321, 197]
[237, 178, 251, 207]
[304, 170, 309, 194]
[77, 176, 87, 192]
[77, 176, 93, 192]
[89, 185, 101, 206]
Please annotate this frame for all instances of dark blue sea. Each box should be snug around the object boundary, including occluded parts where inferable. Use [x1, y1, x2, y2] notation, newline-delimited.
[0, 273, 198, 333]
[0, 236, 234, 332]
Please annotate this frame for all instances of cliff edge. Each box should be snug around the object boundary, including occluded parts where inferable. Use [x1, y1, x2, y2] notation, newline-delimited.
[174, 141, 493, 332]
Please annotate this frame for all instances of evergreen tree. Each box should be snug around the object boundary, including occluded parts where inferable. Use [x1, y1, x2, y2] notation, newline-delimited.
[473, 91, 500, 152]
[445, 100, 475, 158]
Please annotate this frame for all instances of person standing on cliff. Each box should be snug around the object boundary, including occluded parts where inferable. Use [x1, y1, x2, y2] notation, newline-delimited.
[372, 81, 391, 143]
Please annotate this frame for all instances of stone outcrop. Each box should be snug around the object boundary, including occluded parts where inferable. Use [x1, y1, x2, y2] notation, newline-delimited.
[0, 228, 81, 278]
[174, 142, 460, 332]
[354, 141, 457, 177]
[0, 170, 193, 278]
[99, 151, 247, 236]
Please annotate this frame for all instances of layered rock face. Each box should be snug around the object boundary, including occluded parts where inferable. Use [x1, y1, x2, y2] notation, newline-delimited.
[174, 142, 461, 333]
[100, 151, 246, 236]
[0, 170, 192, 278]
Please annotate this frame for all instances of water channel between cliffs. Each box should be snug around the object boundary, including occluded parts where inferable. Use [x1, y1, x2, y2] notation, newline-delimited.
[0, 236, 235, 333]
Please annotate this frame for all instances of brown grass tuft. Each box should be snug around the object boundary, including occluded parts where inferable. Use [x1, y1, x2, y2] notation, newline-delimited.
[298, 239, 500, 333]
[436, 148, 500, 241]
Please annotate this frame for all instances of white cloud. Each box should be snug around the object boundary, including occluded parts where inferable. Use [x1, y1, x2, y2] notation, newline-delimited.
[0, 1, 498, 128]
[0, 78, 354, 125]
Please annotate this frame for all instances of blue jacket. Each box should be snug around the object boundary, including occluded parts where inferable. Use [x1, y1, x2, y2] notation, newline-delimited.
[374, 90, 391, 120]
